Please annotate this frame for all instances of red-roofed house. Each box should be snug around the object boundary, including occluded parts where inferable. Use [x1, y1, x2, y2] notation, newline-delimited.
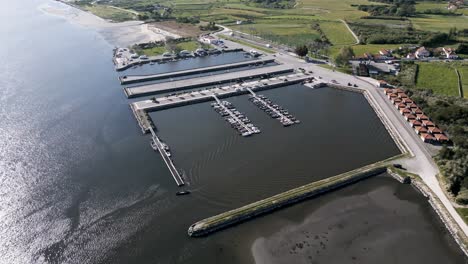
[414, 126, 428, 134]
[416, 114, 429, 121]
[404, 113, 416, 121]
[422, 120, 435, 127]
[415, 47, 430, 59]
[396, 103, 407, 109]
[398, 93, 408, 99]
[384, 88, 393, 95]
[410, 119, 422, 127]
[394, 88, 404, 93]
[428, 126, 442, 134]
[402, 98, 413, 104]
[420, 133, 435, 143]
[435, 133, 449, 143]
[412, 108, 423, 115]
[400, 108, 412, 115]
[408, 103, 418, 109]
[379, 49, 392, 57]
[388, 93, 398, 100]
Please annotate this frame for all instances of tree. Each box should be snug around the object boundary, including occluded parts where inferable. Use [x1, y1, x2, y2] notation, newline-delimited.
[308, 38, 330, 56]
[295, 45, 308, 57]
[333, 46, 355, 66]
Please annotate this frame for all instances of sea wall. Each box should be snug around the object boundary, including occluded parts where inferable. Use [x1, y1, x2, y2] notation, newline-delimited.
[188, 164, 388, 237]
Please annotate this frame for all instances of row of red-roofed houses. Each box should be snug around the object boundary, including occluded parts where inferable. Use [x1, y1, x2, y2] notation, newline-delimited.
[384, 88, 450, 144]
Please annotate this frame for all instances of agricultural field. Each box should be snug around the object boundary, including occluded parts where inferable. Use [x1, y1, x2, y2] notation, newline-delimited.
[231, 19, 321, 47]
[415, 62, 460, 97]
[319, 21, 356, 45]
[458, 65, 468, 98]
[414, 2, 448, 12]
[73, 0, 468, 56]
[81, 4, 137, 22]
[410, 14, 468, 32]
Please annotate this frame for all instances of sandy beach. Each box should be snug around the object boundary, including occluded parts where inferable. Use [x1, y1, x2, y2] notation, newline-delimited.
[39, 1, 179, 47]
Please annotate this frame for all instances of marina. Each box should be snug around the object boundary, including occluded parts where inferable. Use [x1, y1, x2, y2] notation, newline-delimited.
[119, 57, 275, 85]
[113, 47, 243, 71]
[247, 88, 300, 127]
[6, 2, 468, 264]
[211, 96, 260, 137]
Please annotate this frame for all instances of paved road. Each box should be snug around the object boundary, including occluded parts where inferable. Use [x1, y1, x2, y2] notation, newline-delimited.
[214, 26, 468, 236]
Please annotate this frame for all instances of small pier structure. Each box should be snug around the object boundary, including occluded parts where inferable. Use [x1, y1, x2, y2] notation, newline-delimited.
[246, 88, 300, 126]
[149, 127, 184, 186]
[211, 95, 260, 137]
[119, 58, 276, 84]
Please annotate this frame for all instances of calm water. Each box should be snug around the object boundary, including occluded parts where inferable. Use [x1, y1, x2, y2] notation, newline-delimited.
[0, 1, 465, 263]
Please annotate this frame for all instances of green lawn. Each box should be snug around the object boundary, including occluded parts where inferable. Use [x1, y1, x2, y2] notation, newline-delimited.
[416, 62, 460, 96]
[138, 40, 209, 56]
[139, 46, 167, 56]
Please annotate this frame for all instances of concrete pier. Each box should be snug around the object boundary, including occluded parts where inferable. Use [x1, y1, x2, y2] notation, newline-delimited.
[149, 127, 184, 186]
[188, 164, 388, 237]
[119, 58, 276, 85]
[124, 65, 294, 98]
[131, 72, 313, 114]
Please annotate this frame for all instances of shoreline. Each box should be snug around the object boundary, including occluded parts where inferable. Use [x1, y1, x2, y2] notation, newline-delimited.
[39, 0, 177, 47]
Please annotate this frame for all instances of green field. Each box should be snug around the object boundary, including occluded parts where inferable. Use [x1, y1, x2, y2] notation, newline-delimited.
[411, 14, 468, 32]
[319, 21, 356, 45]
[416, 62, 460, 96]
[78, 0, 468, 56]
[458, 66, 468, 98]
[137, 40, 207, 56]
[415, 2, 448, 12]
[82, 4, 137, 22]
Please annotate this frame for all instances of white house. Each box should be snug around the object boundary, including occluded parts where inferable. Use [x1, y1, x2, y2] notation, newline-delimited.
[415, 46, 430, 59]
[442, 47, 458, 59]
[200, 35, 219, 45]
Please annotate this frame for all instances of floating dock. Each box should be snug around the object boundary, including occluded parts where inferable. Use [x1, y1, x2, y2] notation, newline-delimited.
[188, 165, 388, 237]
[211, 95, 260, 137]
[149, 127, 184, 186]
[119, 58, 276, 85]
[124, 65, 294, 98]
[247, 88, 299, 126]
